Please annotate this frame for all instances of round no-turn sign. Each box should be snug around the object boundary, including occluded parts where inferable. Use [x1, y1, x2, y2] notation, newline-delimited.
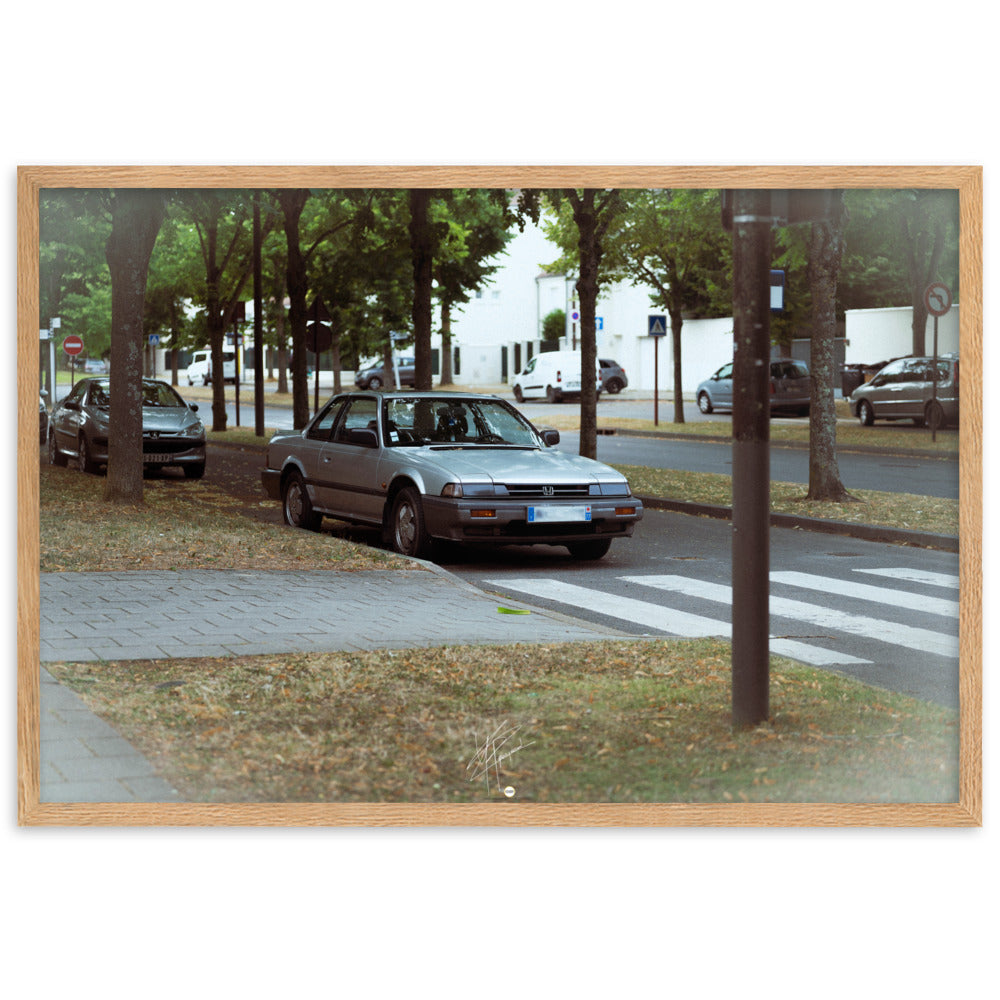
[62, 335, 84, 356]
[924, 282, 952, 317]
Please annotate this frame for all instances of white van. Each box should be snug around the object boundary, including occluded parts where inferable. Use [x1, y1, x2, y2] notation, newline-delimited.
[511, 350, 602, 403]
[186, 349, 236, 386]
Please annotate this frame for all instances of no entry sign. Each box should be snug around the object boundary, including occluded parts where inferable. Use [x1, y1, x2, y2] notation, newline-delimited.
[62, 335, 84, 356]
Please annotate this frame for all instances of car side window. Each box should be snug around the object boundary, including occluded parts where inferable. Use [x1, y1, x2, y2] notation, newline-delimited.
[717, 363, 733, 380]
[334, 398, 379, 443]
[307, 399, 345, 441]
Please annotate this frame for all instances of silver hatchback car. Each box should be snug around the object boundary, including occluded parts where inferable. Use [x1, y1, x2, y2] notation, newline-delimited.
[850, 354, 959, 429]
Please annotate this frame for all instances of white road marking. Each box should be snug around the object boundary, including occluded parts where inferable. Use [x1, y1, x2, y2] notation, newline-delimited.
[487, 578, 871, 666]
[622, 575, 959, 659]
[854, 568, 959, 590]
[770, 571, 959, 618]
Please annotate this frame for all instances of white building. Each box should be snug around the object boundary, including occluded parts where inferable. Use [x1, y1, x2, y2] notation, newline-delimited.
[439, 218, 734, 392]
[440, 218, 961, 393]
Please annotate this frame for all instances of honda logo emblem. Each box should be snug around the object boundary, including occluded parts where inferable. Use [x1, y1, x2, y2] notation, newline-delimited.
[542, 485, 554, 497]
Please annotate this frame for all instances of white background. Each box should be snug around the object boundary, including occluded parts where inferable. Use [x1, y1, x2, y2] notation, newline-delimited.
[4, 4, 995, 996]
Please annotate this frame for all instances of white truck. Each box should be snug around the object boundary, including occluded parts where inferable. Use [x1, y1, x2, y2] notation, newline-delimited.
[511, 350, 602, 403]
[186, 349, 236, 385]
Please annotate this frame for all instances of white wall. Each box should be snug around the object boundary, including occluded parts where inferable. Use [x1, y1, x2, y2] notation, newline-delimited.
[845, 306, 960, 364]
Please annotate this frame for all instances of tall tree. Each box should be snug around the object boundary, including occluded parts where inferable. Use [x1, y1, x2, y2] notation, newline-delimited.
[274, 189, 312, 427]
[409, 188, 435, 391]
[103, 189, 165, 505]
[181, 191, 258, 432]
[804, 191, 857, 503]
[524, 189, 627, 459]
[432, 189, 513, 385]
[617, 189, 731, 423]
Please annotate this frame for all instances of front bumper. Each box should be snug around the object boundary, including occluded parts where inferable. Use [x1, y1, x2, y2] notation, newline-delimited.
[421, 495, 643, 545]
[88, 436, 206, 467]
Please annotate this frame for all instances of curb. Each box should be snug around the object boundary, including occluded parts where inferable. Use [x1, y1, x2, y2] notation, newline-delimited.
[638, 495, 958, 552]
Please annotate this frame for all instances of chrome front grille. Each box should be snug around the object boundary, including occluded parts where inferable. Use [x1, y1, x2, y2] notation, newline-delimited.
[502, 483, 590, 499]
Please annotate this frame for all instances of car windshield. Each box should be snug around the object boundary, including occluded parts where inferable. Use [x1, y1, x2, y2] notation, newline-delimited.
[142, 383, 186, 407]
[384, 397, 542, 447]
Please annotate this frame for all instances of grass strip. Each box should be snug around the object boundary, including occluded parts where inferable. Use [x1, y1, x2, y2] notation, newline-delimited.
[47, 639, 959, 804]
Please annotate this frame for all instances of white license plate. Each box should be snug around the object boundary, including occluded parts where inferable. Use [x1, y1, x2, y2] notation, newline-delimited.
[564, 381, 581, 390]
[527, 505, 592, 523]
[145, 454, 173, 463]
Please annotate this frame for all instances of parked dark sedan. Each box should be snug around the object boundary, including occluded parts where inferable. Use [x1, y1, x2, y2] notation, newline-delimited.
[696, 359, 811, 416]
[48, 377, 207, 478]
[262, 391, 643, 560]
[39, 393, 49, 443]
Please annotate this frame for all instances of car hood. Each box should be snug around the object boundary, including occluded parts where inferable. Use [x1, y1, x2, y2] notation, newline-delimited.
[140, 407, 200, 432]
[408, 445, 625, 485]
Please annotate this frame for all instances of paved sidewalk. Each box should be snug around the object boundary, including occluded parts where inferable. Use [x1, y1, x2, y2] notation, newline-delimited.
[37, 565, 630, 803]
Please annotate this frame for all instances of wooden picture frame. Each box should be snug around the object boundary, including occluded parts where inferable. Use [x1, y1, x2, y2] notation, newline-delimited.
[17, 165, 983, 827]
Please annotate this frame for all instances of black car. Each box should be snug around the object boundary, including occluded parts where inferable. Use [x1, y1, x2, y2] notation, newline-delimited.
[355, 357, 415, 390]
[48, 377, 207, 478]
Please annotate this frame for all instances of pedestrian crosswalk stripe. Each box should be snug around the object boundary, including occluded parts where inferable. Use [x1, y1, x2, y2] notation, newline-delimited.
[855, 568, 959, 590]
[770, 571, 959, 618]
[486, 579, 871, 667]
[623, 575, 959, 659]
[487, 578, 725, 638]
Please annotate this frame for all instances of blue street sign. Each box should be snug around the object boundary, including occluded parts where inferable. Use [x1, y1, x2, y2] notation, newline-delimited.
[148, 334, 160, 346]
[648, 315, 667, 337]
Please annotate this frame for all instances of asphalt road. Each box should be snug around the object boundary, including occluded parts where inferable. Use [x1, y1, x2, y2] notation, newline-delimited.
[552, 430, 959, 499]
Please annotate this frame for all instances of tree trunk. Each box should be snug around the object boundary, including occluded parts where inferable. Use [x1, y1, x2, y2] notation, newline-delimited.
[409, 189, 434, 391]
[806, 192, 857, 503]
[103, 190, 165, 505]
[440, 300, 454, 385]
[668, 307, 684, 424]
[276, 190, 311, 428]
[571, 191, 600, 460]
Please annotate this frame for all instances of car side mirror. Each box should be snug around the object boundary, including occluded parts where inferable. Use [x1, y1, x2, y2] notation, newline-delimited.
[189, 403, 199, 412]
[63, 399, 80, 411]
[540, 428, 560, 446]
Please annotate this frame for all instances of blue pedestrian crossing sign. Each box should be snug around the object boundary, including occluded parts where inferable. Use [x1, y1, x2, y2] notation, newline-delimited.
[648, 315, 667, 337]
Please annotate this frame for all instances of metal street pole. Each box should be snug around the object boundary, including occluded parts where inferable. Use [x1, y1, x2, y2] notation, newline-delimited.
[730, 189, 772, 728]
[253, 192, 265, 438]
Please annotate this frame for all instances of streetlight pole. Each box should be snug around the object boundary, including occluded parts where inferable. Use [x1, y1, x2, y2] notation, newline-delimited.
[730, 189, 772, 728]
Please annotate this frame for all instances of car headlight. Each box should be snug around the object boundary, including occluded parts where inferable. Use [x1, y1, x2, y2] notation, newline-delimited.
[442, 482, 495, 498]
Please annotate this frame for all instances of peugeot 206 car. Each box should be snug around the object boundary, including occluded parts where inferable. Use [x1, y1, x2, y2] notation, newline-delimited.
[261, 391, 643, 560]
[48, 377, 207, 478]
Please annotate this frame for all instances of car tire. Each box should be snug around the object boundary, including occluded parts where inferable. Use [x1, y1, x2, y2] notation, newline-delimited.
[48, 430, 67, 467]
[858, 400, 874, 426]
[697, 392, 713, 415]
[368, 376, 383, 390]
[567, 538, 612, 560]
[282, 471, 321, 531]
[390, 486, 431, 559]
[925, 400, 946, 431]
[77, 435, 98, 474]
[183, 463, 206, 479]
[545, 385, 561, 404]
[513, 385, 524, 403]
[605, 378, 623, 394]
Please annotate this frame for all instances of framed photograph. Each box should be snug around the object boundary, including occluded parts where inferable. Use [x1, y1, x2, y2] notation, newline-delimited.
[17, 165, 982, 827]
